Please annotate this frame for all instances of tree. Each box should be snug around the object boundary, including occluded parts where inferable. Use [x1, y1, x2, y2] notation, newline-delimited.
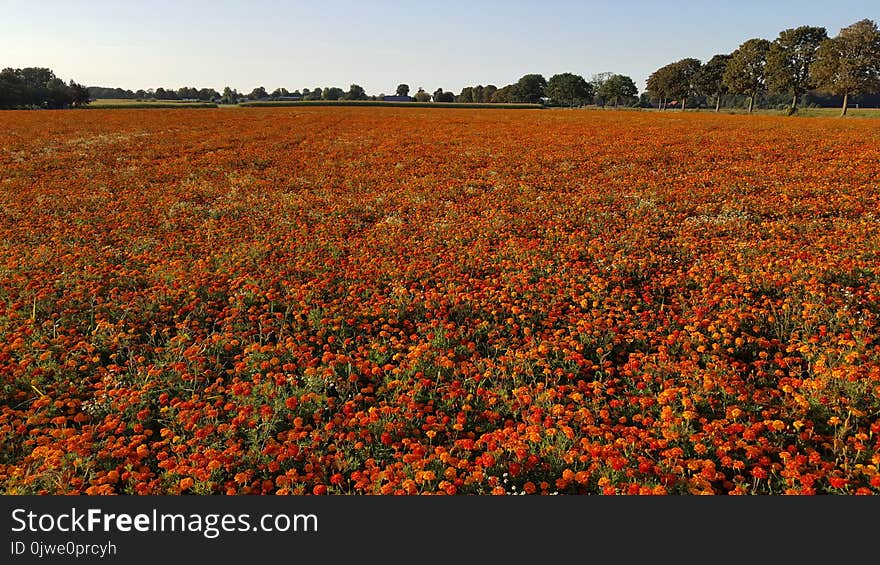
[490, 84, 515, 103]
[46, 77, 74, 108]
[248, 86, 268, 100]
[811, 19, 880, 116]
[545, 72, 593, 107]
[723, 38, 772, 113]
[591, 72, 614, 89]
[396, 84, 410, 97]
[766, 26, 828, 114]
[220, 86, 239, 104]
[457, 86, 474, 103]
[512, 74, 546, 103]
[482, 85, 497, 103]
[322, 87, 344, 100]
[68, 80, 91, 107]
[646, 64, 676, 109]
[346, 84, 367, 100]
[413, 88, 431, 102]
[199, 87, 220, 101]
[270, 87, 290, 99]
[668, 58, 702, 110]
[696, 54, 731, 112]
[0, 67, 95, 109]
[432, 88, 454, 102]
[597, 74, 638, 107]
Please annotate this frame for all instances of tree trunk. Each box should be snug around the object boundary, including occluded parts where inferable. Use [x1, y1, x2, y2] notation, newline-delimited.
[791, 92, 798, 113]
[748, 93, 755, 114]
[681, 97, 687, 111]
[841, 92, 849, 116]
[715, 94, 721, 113]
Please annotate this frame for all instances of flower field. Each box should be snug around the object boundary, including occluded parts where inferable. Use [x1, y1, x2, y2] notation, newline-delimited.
[1, 107, 879, 495]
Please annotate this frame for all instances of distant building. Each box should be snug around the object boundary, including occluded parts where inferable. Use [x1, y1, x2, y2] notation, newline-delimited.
[382, 95, 412, 102]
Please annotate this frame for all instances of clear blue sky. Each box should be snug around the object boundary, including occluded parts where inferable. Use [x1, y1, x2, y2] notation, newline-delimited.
[2, 0, 877, 94]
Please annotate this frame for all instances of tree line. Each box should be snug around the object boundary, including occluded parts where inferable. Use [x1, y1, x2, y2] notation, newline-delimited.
[3, 18, 877, 112]
[0, 68, 90, 109]
[79, 74, 641, 107]
[646, 18, 880, 115]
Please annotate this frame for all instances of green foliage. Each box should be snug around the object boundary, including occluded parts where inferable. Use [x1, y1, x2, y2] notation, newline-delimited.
[0, 67, 90, 109]
[220, 86, 239, 104]
[512, 74, 547, 104]
[248, 86, 268, 100]
[723, 38, 772, 111]
[545, 72, 594, 107]
[432, 88, 455, 103]
[596, 74, 638, 107]
[766, 26, 828, 109]
[346, 84, 367, 100]
[695, 54, 732, 100]
[648, 59, 701, 108]
[322, 87, 345, 101]
[811, 19, 880, 98]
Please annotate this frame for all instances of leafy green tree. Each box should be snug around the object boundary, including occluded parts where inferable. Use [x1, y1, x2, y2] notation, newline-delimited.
[68, 80, 90, 107]
[346, 84, 367, 100]
[322, 87, 344, 100]
[0, 67, 91, 108]
[0, 68, 26, 107]
[248, 86, 268, 100]
[457, 87, 474, 103]
[198, 87, 220, 101]
[432, 88, 454, 102]
[396, 84, 410, 97]
[646, 64, 676, 109]
[696, 54, 731, 112]
[597, 74, 638, 107]
[723, 38, 772, 113]
[490, 84, 515, 103]
[811, 19, 880, 116]
[482, 84, 497, 103]
[668, 58, 702, 110]
[45, 77, 73, 108]
[512, 74, 547, 103]
[220, 86, 239, 104]
[545, 72, 593, 107]
[766, 26, 828, 113]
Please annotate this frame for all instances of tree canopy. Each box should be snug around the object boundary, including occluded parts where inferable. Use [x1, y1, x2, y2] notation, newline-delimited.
[512, 74, 547, 104]
[766, 25, 828, 112]
[0, 67, 90, 109]
[723, 38, 772, 113]
[811, 19, 880, 115]
[695, 54, 731, 112]
[596, 74, 638, 107]
[545, 73, 593, 107]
